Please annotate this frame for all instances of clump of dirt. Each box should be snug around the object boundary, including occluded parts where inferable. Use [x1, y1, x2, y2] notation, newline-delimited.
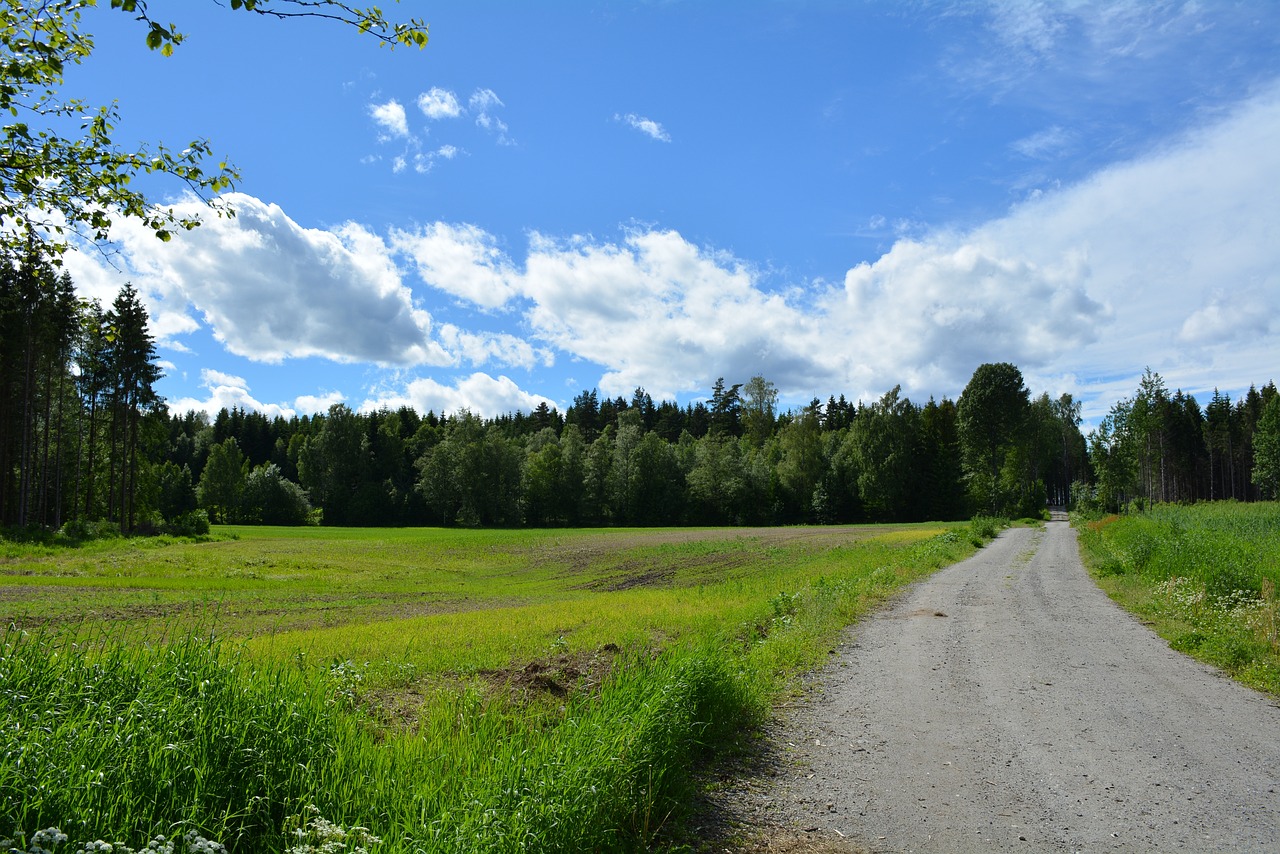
[484, 643, 622, 703]
[362, 643, 626, 733]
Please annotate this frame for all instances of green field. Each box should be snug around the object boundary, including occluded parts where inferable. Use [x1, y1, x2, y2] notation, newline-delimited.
[1076, 501, 1280, 695]
[1, 522, 987, 853]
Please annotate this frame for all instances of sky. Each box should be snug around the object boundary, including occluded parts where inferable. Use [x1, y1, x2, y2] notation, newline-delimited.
[61, 0, 1280, 427]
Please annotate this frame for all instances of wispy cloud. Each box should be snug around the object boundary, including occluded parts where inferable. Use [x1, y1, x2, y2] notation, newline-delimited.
[469, 88, 512, 143]
[615, 112, 671, 142]
[1011, 125, 1074, 159]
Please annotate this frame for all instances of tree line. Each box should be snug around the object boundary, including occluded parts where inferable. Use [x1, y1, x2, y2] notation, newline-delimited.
[5, 251, 1279, 535]
[1088, 368, 1280, 511]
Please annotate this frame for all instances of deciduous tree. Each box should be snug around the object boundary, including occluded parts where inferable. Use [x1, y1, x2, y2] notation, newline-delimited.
[957, 362, 1030, 514]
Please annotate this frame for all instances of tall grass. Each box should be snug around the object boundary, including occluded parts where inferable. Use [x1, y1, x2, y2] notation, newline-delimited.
[1076, 501, 1280, 693]
[2, 525, 986, 851]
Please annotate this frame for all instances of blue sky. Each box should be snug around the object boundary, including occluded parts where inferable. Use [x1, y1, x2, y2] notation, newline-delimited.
[65, 1, 1280, 425]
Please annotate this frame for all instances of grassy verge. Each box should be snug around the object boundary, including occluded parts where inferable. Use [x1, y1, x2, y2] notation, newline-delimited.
[2, 522, 991, 852]
[1074, 502, 1280, 695]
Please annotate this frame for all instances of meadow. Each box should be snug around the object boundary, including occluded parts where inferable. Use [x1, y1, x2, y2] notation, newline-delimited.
[1075, 501, 1280, 695]
[1, 521, 991, 853]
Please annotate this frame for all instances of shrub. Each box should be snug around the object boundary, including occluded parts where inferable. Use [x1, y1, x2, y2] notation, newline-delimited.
[164, 510, 211, 538]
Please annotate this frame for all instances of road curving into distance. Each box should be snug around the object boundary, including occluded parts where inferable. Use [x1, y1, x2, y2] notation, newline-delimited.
[759, 519, 1280, 853]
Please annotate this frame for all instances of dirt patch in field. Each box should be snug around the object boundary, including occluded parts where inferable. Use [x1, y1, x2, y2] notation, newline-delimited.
[590, 566, 677, 591]
[362, 644, 627, 733]
[556, 526, 901, 594]
[481, 644, 623, 702]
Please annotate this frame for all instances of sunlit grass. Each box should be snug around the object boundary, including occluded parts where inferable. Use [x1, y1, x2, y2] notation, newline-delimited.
[1, 521, 980, 852]
[1076, 501, 1280, 695]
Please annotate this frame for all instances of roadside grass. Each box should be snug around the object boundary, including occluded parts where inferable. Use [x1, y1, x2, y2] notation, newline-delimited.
[1, 521, 988, 852]
[1075, 501, 1280, 695]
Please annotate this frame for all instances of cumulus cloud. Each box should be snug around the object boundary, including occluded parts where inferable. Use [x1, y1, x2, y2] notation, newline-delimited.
[390, 222, 521, 309]
[520, 230, 818, 400]
[360, 372, 554, 419]
[1178, 290, 1276, 347]
[615, 113, 671, 142]
[167, 369, 297, 419]
[90, 80, 1280, 426]
[369, 99, 410, 139]
[822, 81, 1280, 415]
[295, 390, 347, 416]
[74, 193, 452, 367]
[417, 87, 462, 119]
[437, 324, 553, 371]
[373, 82, 1280, 417]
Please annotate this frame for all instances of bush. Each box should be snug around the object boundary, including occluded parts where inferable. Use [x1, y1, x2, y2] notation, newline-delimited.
[968, 515, 1008, 544]
[55, 518, 121, 544]
[164, 509, 211, 538]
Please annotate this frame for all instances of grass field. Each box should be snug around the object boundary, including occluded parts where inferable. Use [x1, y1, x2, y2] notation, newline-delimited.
[1, 521, 990, 852]
[1075, 501, 1280, 696]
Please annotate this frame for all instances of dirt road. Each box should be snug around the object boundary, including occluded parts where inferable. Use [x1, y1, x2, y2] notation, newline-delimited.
[747, 520, 1280, 852]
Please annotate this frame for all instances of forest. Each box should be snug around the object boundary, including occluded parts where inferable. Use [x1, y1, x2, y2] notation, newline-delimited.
[3, 250, 1279, 535]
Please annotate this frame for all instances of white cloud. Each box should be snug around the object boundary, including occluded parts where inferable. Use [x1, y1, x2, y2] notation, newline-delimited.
[360, 372, 554, 419]
[822, 81, 1280, 417]
[615, 113, 671, 143]
[86, 80, 1280, 428]
[74, 193, 452, 367]
[469, 88, 502, 113]
[369, 99, 410, 139]
[520, 230, 818, 400]
[941, 1, 1240, 101]
[1178, 290, 1275, 347]
[469, 88, 511, 142]
[168, 369, 296, 419]
[375, 82, 1280, 419]
[390, 222, 521, 309]
[295, 390, 347, 416]
[417, 87, 462, 119]
[437, 324, 553, 370]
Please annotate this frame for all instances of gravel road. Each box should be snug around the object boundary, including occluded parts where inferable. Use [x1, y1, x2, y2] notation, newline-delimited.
[739, 520, 1280, 853]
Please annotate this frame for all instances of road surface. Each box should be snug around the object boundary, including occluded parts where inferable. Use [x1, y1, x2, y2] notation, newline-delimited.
[749, 520, 1280, 853]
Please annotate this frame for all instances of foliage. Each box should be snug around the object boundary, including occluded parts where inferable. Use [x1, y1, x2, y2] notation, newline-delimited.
[242, 463, 312, 526]
[0, 1, 426, 257]
[957, 362, 1030, 515]
[1088, 371, 1276, 511]
[162, 509, 209, 538]
[1252, 395, 1280, 499]
[1, 251, 163, 533]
